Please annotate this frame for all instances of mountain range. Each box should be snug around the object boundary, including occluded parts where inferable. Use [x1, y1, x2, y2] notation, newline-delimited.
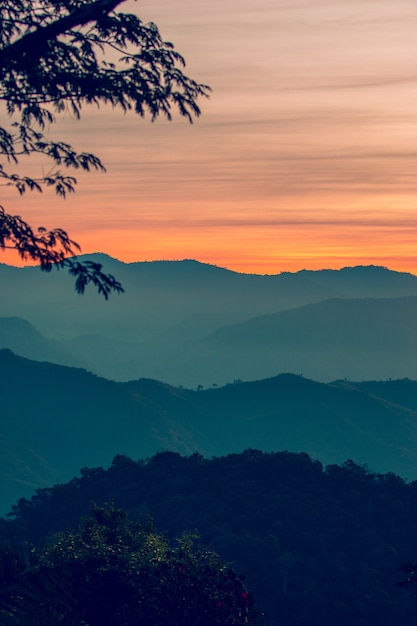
[1, 256, 416, 626]
[1, 348, 417, 517]
[1, 255, 416, 386]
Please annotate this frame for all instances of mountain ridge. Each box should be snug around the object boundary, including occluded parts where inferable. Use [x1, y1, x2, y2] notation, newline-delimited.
[2, 254, 417, 280]
[1, 348, 417, 517]
[1, 256, 416, 385]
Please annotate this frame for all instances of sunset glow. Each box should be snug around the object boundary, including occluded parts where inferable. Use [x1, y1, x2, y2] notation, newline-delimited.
[1, 0, 416, 275]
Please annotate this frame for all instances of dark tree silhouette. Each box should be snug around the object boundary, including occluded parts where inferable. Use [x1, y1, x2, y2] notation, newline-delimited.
[0, 505, 263, 625]
[0, 0, 209, 296]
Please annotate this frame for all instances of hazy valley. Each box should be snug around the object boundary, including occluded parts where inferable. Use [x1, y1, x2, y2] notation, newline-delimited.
[1, 255, 417, 386]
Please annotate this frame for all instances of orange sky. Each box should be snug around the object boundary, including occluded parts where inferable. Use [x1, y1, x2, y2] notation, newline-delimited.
[1, 0, 416, 275]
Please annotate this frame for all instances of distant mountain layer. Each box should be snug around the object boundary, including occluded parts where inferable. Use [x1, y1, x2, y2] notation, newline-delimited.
[1, 348, 417, 516]
[0, 256, 416, 385]
[0, 316, 80, 367]
[189, 295, 417, 383]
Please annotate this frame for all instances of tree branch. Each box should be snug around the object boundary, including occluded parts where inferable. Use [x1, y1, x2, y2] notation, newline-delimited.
[0, 0, 127, 70]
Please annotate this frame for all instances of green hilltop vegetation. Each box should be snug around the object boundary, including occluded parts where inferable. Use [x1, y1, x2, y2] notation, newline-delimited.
[2, 450, 417, 625]
[0, 503, 261, 626]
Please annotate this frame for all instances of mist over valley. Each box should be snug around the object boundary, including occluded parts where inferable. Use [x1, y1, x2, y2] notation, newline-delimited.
[1, 255, 416, 386]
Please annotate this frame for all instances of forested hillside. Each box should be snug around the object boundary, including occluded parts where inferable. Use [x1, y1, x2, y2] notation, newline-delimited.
[2, 348, 417, 516]
[2, 451, 417, 626]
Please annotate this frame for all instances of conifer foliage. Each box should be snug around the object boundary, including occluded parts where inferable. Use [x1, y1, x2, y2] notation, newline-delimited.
[0, 0, 209, 296]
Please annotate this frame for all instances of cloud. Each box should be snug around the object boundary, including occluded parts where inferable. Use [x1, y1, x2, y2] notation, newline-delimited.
[3, 0, 415, 274]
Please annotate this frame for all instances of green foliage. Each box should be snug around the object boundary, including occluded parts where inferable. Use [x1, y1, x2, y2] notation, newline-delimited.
[0, 505, 261, 625]
[0, 0, 209, 295]
[4, 451, 417, 625]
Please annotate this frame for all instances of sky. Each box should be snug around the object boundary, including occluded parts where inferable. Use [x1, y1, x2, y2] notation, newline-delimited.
[1, 0, 416, 274]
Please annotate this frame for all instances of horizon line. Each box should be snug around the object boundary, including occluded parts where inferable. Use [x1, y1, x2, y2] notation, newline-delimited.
[1, 252, 417, 278]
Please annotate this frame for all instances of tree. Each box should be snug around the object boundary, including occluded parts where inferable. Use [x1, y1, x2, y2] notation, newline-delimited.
[0, 505, 263, 625]
[0, 0, 209, 297]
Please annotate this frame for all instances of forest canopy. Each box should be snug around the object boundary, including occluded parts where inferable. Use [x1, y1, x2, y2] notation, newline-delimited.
[2, 450, 417, 625]
[0, 504, 261, 625]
